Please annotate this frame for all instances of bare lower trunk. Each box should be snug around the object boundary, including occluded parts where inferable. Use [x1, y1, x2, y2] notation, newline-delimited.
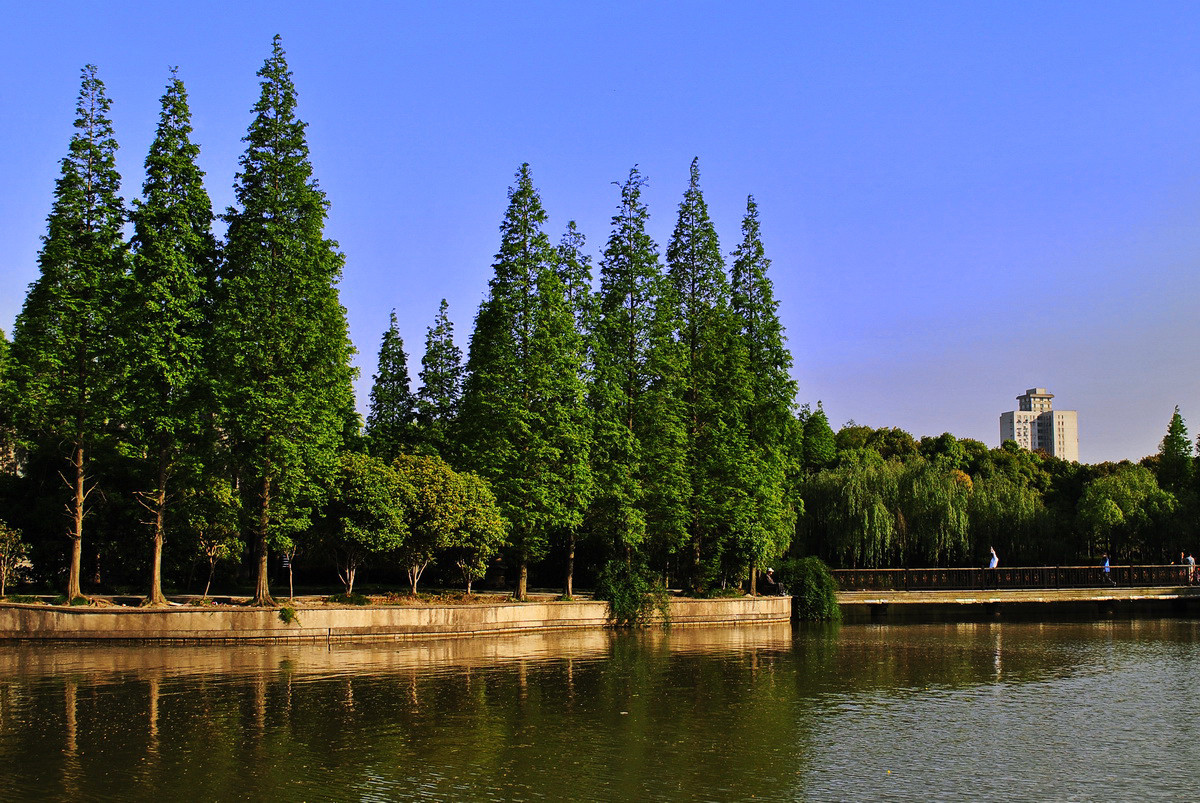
[750, 561, 757, 596]
[67, 443, 85, 601]
[203, 560, 215, 599]
[516, 559, 528, 601]
[288, 564, 294, 601]
[253, 474, 273, 607]
[564, 531, 575, 598]
[148, 456, 169, 606]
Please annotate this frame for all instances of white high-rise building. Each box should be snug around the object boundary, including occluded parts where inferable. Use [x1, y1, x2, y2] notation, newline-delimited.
[999, 388, 1079, 462]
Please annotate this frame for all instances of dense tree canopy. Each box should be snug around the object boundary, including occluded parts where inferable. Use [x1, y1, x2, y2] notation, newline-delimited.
[6, 51, 1194, 603]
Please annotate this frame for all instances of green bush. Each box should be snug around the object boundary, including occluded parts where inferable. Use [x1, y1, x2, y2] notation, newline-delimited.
[324, 592, 371, 606]
[780, 556, 841, 622]
[5, 595, 39, 604]
[278, 605, 300, 625]
[595, 559, 669, 627]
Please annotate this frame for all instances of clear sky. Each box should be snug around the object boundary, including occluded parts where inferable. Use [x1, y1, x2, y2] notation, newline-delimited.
[2, 1, 1198, 463]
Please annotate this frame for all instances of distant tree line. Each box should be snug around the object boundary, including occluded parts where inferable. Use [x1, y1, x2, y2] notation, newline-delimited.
[1, 39, 1197, 606]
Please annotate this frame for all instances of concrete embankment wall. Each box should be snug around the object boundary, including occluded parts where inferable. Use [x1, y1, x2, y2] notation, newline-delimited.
[0, 596, 791, 642]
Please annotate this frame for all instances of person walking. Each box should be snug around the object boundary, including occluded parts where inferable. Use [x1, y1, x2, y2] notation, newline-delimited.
[1187, 553, 1195, 585]
[1102, 553, 1116, 586]
[988, 547, 999, 569]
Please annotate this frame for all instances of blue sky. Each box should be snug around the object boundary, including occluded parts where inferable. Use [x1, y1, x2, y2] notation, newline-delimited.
[3, 1, 1199, 463]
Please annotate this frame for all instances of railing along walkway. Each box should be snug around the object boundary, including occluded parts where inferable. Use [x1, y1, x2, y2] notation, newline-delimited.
[834, 564, 1193, 592]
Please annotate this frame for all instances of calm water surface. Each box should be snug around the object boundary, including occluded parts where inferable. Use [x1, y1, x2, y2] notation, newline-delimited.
[0, 619, 1197, 801]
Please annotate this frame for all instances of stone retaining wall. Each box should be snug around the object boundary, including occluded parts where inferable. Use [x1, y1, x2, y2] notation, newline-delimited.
[0, 595, 792, 642]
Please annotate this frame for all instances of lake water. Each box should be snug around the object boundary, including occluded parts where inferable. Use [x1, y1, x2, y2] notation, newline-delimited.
[1, 619, 1197, 801]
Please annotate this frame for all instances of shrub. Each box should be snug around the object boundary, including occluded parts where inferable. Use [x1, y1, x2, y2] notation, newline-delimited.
[781, 556, 841, 622]
[595, 559, 669, 627]
[324, 592, 371, 606]
[278, 605, 300, 625]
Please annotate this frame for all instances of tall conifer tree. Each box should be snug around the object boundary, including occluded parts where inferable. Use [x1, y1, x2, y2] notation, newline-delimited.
[730, 195, 797, 587]
[1158, 406, 1193, 494]
[216, 37, 356, 606]
[417, 299, 463, 460]
[123, 72, 218, 604]
[553, 222, 595, 596]
[365, 311, 418, 460]
[459, 164, 592, 599]
[10, 65, 126, 600]
[591, 168, 668, 564]
[664, 158, 753, 591]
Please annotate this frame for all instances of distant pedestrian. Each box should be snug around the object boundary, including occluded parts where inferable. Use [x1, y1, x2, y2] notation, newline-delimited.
[1188, 553, 1195, 584]
[1103, 553, 1116, 586]
[988, 547, 999, 569]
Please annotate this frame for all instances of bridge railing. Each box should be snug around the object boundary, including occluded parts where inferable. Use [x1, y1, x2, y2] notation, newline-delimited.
[833, 565, 1192, 592]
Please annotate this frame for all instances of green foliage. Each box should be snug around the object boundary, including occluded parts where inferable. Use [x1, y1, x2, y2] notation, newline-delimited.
[278, 605, 299, 624]
[324, 592, 370, 606]
[10, 65, 127, 599]
[216, 36, 357, 605]
[325, 452, 409, 595]
[1157, 406, 1193, 493]
[391, 453, 464, 593]
[802, 404, 837, 470]
[122, 71, 217, 605]
[1077, 463, 1176, 560]
[781, 556, 840, 622]
[443, 472, 508, 594]
[590, 167, 662, 560]
[366, 311, 419, 460]
[595, 559, 667, 627]
[0, 521, 29, 596]
[458, 164, 592, 599]
[416, 299, 463, 460]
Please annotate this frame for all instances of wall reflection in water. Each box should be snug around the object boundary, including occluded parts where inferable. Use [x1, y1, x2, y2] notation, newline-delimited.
[0, 620, 1196, 801]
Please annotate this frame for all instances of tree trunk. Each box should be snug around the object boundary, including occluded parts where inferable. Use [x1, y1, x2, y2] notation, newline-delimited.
[750, 561, 758, 596]
[517, 558, 528, 601]
[564, 531, 575, 598]
[148, 455, 169, 605]
[203, 559, 215, 599]
[252, 474, 273, 607]
[66, 442, 85, 601]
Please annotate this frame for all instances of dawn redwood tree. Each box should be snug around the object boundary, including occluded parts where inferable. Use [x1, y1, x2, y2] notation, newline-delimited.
[803, 403, 837, 471]
[664, 158, 754, 591]
[10, 65, 126, 600]
[730, 195, 797, 589]
[365, 311, 419, 461]
[590, 167, 669, 567]
[416, 299, 463, 460]
[0, 329, 16, 475]
[216, 37, 357, 606]
[123, 72, 217, 605]
[1157, 406, 1193, 494]
[552, 222, 595, 596]
[458, 164, 592, 599]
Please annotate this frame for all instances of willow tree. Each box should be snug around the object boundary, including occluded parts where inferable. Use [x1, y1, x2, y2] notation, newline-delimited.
[10, 65, 126, 600]
[123, 72, 217, 605]
[216, 37, 356, 606]
[458, 164, 592, 599]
